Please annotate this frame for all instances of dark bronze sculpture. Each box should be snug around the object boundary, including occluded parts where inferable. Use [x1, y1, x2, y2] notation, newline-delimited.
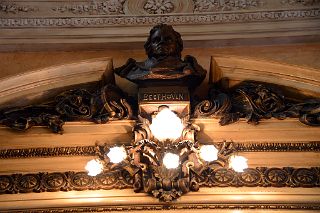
[115, 24, 207, 89]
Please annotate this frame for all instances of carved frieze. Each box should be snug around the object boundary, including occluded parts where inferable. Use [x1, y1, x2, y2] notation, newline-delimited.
[281, 0, 320, 6]
[6, 204, 320, 212]
[1, 8, 319, 28]
[193, 0, 264, 12]
[0, 142, 319, 159]
[52, 0, 126, 15]
[0, 167, 319, 194]
[0, 1, 38, 14]
[143, 0, 175, 14]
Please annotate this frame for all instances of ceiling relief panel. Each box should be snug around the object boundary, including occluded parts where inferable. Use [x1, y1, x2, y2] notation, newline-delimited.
[0, 0, 319, 49]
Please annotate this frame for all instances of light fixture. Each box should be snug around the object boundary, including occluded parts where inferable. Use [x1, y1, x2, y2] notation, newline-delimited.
[107, 146, 127, 164]
[85, 105, 249, 201]
[163, 153, 180, 169]
[229, 155, 248, 172]
[199, 145, 218, 162]
[85, 159, 103, 176]
[149, 107, 184, 142]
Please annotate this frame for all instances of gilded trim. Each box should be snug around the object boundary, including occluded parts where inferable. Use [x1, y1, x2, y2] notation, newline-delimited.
[2, 203, 320, 212]
[1, 167, 319, 194]
[1, 142, 319, 159]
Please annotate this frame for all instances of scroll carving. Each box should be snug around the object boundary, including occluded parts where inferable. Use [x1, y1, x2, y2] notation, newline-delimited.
[0, 167, 319, 194]
[194, 82, 320, 126]
[0, 84, 133, 133]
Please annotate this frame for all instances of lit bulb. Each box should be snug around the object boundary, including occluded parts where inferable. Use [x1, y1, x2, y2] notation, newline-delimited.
[149, 108, 183, 141]
[163, 153, 179, 169]
[229, 155, 248, 173]
[107, 146, 127, 164]
[85, 159, 103, 176]
[199, 145, 218, 162]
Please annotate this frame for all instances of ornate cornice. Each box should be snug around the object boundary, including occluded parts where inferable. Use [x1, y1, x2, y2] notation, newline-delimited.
[1, 142, 319, 159]
[1, 8, 319, 28]
[3, 203, 320, 212]
[0, 167, 319, 195]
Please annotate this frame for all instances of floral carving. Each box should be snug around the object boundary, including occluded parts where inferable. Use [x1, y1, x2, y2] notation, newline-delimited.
[0, 2, 38, 14]
[265, 168, 288, 185]
[52, 0, 125, 15]
[0, 167, 318, 195]
[70, 172, 93, 188]
[281, 0, 320, 6]
[212, 168, 235, 185]
[96, 173, 117, 188]
[238, 169, 261, 185]
[17, 174, 40, 192]
[0, 176, 12, 192]
[193, 0, 263, 12]
[293, 168, 318, 185]
[143, 0, 174, 14]
[43, 173, 66, 191]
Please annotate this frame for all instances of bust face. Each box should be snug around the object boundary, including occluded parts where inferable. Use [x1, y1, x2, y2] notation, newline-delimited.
[149, 28, 178, 59]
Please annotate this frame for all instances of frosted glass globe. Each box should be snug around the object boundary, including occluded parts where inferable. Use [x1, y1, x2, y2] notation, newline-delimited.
[85, 159, 103, 176]
[149, 108, 183, 141]
[199, 145, 218, 162]
[107, 146, 127, 164]
[163, 153, 179, 169]
[229, 155, 248, 172]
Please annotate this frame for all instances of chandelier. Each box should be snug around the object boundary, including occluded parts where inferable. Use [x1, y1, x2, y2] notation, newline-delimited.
[85, 105, 248, 201]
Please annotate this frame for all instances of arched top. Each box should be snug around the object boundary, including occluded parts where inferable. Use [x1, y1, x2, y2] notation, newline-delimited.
[211, 55, 320, 98]
[0, 57, 113, 109]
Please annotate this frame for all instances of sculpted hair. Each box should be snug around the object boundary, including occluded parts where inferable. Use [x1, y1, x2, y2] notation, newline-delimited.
[144, 24, 183, 58]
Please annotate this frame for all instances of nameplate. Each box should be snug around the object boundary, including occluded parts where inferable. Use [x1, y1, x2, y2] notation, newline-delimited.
[139, 87, 189, 103]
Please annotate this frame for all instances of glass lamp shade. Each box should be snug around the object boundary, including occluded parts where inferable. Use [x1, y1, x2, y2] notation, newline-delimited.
[149, 108, 184, 141]
[229, 155, 248, 172]
[199, 145, 218, 162]
[85, 159, 103, 176]
[107, 146, 127, 164]
[163, 153, 180, 169]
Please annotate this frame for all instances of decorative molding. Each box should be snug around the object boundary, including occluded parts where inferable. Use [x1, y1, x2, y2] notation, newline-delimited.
[0, 146, 97, 159]
[194, 82, 320, 126]
[143, 0, 175, 14]
[0, 8, 319, 28]
[4, 203, 320, 212]
[0, 84, 133, 133]
[0, 171, 132, 194]
[193, 0, 264, 12]
[0, 1, 38, 14]
[51, 0, 126, 15]
[1, 142, 319, 159]
[0, 167, 319, 194]
[235, 142, 320, 152]
[281, 0, 320, 6]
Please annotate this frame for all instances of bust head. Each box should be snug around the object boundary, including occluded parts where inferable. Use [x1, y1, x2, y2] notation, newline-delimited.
[144, 24, 183, 59]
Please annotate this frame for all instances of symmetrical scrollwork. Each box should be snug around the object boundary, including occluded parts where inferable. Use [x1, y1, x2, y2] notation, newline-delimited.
[0, 171, 133, 194]
[0, 167, 318, 195]
[194, 82, 320, 126]
[0, 84, 133, 133]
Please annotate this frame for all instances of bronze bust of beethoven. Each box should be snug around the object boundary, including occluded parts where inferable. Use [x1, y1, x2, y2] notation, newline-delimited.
[115, 24, 207, 89]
